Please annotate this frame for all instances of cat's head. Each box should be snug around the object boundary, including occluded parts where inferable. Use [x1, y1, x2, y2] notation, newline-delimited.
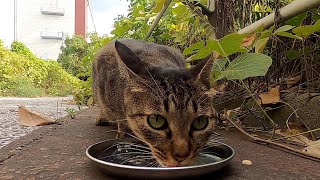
[115, 40, 217, 167]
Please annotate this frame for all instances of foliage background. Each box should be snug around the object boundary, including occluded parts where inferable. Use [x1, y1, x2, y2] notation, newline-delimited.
[0, 41, 79, 97]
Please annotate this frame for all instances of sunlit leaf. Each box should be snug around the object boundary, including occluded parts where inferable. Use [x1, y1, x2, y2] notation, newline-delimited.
[153, 0, 166, 13]
[172, 3, 188, 18]
[292, 25, 316, 38]
[190, 48, 211, 60]
[213, 58, 228, 71]
[314, 19, 320, 32]
[254, 37, 269, 53]
[218, 33, 248, 56]
[259, 26, 274, 39]
[220, 53, 272, 80]
[274, 25, 294, 34]
[276, 31, 302, 40]
[183, 41, 205, 55]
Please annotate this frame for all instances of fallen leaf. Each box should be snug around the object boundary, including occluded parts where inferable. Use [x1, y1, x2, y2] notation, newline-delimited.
[241, 33, 256, 48]
[18, 106, 55, 126]
[282, 75, 302, 88]
[275, 128, 313, 146]
[302, 140, 320, 158]
[258, 86, 280, 105]
[242, 160, 252, 166]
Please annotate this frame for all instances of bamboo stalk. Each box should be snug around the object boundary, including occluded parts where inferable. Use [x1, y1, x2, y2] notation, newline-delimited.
[238, 0, 320, 34]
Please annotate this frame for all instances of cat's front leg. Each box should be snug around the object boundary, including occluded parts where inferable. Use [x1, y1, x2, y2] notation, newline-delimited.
[95, 117, 116, 126]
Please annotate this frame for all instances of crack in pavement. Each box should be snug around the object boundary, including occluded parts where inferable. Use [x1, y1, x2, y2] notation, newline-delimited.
[0, 127, 56, 163]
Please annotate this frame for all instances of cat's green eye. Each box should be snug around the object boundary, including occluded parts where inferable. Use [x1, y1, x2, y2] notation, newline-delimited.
[147, 115, 167, 130]
[192, 116, 209, 130]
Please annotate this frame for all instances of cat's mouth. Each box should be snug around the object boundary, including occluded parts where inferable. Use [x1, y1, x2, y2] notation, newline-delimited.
[151, 150, 195, 167]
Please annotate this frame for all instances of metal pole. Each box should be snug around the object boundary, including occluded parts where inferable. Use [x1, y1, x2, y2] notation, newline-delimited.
[14, 0, 17, 41]
[238, 0, 320, 34]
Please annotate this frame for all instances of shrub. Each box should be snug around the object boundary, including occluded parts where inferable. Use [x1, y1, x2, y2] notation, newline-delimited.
[0, 41, 79, 97]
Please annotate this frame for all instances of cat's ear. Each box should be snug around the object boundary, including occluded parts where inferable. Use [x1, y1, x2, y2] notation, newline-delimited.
[115, 40, 149, 93]
[188, 54, 216, 87]
[115, 40, 148, 77]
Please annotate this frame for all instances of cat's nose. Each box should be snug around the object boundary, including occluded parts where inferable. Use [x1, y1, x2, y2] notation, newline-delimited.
[173, 153, 189, 162]
[172, 139, 190, 162]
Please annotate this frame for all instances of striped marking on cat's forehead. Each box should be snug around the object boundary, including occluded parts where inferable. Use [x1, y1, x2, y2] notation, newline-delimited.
[160, 78, 198, 113]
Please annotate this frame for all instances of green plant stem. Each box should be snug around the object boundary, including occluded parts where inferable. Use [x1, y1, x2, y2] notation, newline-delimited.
[145, 0, 173, 39]
[216, 41, 276, 139]
[280, 100, 316, 140]
[225, 115, 320, 161]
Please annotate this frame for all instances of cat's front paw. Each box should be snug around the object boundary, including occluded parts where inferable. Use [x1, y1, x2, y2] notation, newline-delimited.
[95, 118, 116, 126]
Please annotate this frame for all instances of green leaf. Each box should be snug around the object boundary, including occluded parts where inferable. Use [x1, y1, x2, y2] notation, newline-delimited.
[153, 0, 166, 13]
[292, 25, 315, 38]
[172, 3, 188, 18]
[312, 14, 320, 21]
[183, 41, 205, 55]
[276, 31, 302, 40]
[220, 53, 272, 80]
[287, 12, 307, 26]
[259, 26, 274, 39]
[314, 19, 320, 32]
[190, 48, 211, 60]
[254, 37, 269, 53]
[274, 25, 294, 34]
[218, 33, 248, 56]
[284, 50, 301, 60]
[213, 58, 228, 71]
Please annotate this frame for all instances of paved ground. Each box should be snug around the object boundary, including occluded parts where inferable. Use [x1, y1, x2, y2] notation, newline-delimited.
[0, 97, 84, 149]
[0, 107, 319, 180]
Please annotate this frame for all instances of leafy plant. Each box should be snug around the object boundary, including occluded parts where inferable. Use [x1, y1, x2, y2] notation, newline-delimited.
[0, 41, 79, 97]
[65, 108, 76, 119]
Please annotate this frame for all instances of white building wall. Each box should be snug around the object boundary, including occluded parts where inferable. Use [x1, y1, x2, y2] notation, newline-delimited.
[16, 0, 75, 60]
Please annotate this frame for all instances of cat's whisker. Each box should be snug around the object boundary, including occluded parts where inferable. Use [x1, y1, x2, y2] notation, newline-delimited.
[102, 152, 152, 159]
[146, 69, 164, 98]
[119, 156, 155, 165]
[207, 138, 225, 143]
[201, 146, 214, 151]
[98, 129, 148, 145]
[115, 142, 151, 152]
[145, 160, 158, 167]
[198, 96, 210, 106]
[197, 91, 208, 104]
[151, 161, 160, 167]
[135, 79, 163, 101]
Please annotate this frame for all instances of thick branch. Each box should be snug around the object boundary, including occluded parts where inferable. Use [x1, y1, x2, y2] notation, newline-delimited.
[186, 0, 214, 16]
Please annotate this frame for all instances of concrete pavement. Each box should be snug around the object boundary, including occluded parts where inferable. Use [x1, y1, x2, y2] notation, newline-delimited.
[0, 107, 319, 180]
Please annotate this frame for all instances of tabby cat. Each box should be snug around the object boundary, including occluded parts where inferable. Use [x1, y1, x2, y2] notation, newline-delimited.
[93, 39, 217, 167]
